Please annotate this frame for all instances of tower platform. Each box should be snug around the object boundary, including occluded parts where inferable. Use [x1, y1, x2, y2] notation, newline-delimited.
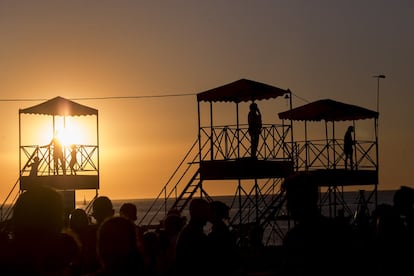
[199, 158, 294, 180]
[20, 175, 99, 190]
[297, 169, 378, 187]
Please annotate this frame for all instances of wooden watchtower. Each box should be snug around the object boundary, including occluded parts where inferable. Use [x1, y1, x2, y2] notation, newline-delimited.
[278, 99, 379, 218]
[140, 79, 295, 246]
[17, 96, 99, 212]
[140, 80, 380, 247]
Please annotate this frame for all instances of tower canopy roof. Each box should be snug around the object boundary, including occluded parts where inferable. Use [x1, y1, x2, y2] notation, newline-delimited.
[197, 78, 289, 103]
[19, 96, 98, 116]
[278, 99, 378, 122]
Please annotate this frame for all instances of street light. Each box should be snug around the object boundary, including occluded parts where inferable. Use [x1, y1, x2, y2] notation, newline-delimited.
[373, 74, 386, 113]
[372, 74, 385, 196]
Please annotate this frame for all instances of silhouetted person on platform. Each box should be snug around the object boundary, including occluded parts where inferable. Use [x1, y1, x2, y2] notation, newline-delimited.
[176, 198, 212, 276]
[28, 156, 40, 176]
[344, 126, 354, 170]
[69, 144, 77, 175]
[248, 102, 262, 159]
[49, 135, 66, 175]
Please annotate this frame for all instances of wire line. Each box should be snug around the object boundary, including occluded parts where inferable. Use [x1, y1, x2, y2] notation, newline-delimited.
[0, 93, 197, 102]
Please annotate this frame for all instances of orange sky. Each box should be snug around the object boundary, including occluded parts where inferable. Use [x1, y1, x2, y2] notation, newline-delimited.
[1, 1, 413, 202]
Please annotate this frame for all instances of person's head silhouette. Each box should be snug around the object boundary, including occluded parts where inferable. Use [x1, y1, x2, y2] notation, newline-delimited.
[250, 102, 258, 111]
[12, 186, 64, 239]
[92, 196, 114, 225]
[120, 203, 138, 222]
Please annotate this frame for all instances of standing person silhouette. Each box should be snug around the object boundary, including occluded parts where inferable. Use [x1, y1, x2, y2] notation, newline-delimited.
[5, 186, 79, 275]
[82, 196, 115, 274]
[280, 172, 357, 276]
[119, 202, 145, 257]
[69, 144, 77, 175]
[248, 102, 262, 159]
[175, 198, 212, 276]
[28, 156, 40, 177]
[344, 126, 354, 170]
[208, 200, 241, 275]
[50, 134, 66, 175]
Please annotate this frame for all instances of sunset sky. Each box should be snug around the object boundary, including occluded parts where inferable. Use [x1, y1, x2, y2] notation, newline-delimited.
[0, 1, 413, 202]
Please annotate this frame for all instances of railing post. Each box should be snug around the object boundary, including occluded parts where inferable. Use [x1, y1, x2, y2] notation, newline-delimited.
[224, 127, 228, 160]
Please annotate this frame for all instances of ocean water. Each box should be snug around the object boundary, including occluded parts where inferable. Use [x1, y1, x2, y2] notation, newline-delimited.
[77, 189, 397, 227]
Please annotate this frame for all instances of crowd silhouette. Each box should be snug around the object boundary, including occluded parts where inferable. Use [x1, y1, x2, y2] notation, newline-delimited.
[1, 184, 413, 275]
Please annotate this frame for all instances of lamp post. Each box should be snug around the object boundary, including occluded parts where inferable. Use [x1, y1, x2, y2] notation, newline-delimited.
[373, 75, 386, 113]
[372, 75, 385, 197]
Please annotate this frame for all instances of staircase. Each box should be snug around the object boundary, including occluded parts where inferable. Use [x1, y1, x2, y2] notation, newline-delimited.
[138, 137, 212, 227]
[0, 150, 38, 223]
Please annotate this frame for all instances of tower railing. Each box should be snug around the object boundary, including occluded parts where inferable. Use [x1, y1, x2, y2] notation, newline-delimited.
[199, 124, 293, 161]
[20, 144, 99, 176]
[293, 139, 377, 171]
[139, 124, 295, 235]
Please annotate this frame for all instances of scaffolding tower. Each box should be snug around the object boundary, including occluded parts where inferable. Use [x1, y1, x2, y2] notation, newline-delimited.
[0, 96, 100, 221]
[139, 79, 379, 247]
